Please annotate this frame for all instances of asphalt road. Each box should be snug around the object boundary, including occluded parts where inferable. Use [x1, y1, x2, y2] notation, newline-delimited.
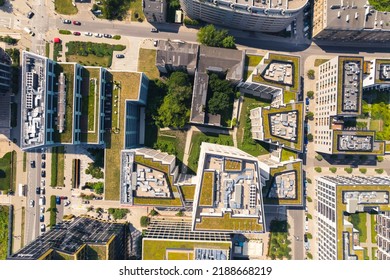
[289, 209, 305, 260]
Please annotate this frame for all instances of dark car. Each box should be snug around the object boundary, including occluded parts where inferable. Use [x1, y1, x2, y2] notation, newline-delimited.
[73, 31, 81, 36]
[305, 97, 310, 105]
[41, 162, 46, 169]
[60, 196, 68, 200]
[56, 196, 61, 205]
[103, 34, 112, 38]
[30, 160, 35, 168]
[41, 170, 46, 178]
[41, 153, 46, 160]
[63, 19, 71, 24]
[73, 21, 81, 25]
[116, 54, 125, 59]
[304, 234, 308, 243]
[36, 187, 40, 195]
[40, 214, 44, 222]
[27, 11, 35, 19]
[151, 28, 158, 33]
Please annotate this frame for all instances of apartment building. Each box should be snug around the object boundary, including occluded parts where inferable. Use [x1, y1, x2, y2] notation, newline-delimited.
[376, 212, 390, 260]
[8, 217, 129, 260]
[313, 0, 390, 42]
[316, 176, 390, 260]
[362, 58, 390, 91]
[180, 0, 308, 33]
[314, 56, 385, 155]
[0, 47, 12, 138]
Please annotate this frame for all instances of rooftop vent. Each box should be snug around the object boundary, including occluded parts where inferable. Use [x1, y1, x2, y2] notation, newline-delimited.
[346, 15, 350, 22]
[338, 11, 341, 18]
[355, 12, 358, 19]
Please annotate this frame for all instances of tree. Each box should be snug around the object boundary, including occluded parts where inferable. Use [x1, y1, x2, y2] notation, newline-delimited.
[306, 111, 314, 121]
[156, 72, 192, 128]
[92, 182, 104, 195]
[314, 167, 322, 173]
[375, 168, 384, 174]
[102, 0, 131, 20]
[329, 167, 337, 173]
[359, 168, 367, 174]
[307, 133, 314, 142]
[307, 233, 313, 239]
[377, 156, 384, 162]
[140, 216, 150, 227]
[315, 154, 322, 161]
[307, 91, 314, 99]
[307, 69, 315, 79]
[197, 24, 236, 49]
[344, 167, 353, 174]
[207, 73, 234, 115]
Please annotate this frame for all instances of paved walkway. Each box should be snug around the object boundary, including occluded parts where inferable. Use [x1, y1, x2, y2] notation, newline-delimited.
[360, 213, 375, 259]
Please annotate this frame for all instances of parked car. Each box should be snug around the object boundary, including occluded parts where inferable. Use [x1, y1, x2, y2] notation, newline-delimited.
[40, 214, 44, 222]
[153, 40, 158, 47]
[41, 162, 46, 169]
[29, 200, 34, 207]
[30, 160, 35, 168]
[103, 34, 112, 38]
[36, 187, 40, 195]
[39, 196, 46, 206]
[305, 97, 310, 105]
[41, 179, 45, 187]
[40, 224, 46, 232]
[73, 21, 81, 25]
[41, 153, 46, 160]
[305, 225, 309, 232]
[56, 196, 61, 205]
[40, 206, 45, 214]
[63, 19, 71, 24]
[41, 170, 46, 177]
[73, 31, 81, 36]
[40, 187, 45, 195]
[151, 28, 158, 33]
[95, 33, 103, 38]
[116, 54, 125, 59]
[84, 32, 92, 36]
[27, 11, 35, 19]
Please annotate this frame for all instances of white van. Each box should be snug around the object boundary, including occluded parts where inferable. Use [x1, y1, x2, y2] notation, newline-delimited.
[23, 27, 35, 36]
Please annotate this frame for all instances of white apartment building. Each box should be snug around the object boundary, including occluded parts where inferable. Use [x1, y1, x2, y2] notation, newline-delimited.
[362, 58, 390, 91]
[316, 176, 390, 260]
[376, 212, 390, 260]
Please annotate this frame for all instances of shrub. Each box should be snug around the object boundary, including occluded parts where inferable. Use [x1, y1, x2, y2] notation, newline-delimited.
[0, 35, 18, 45]
[344, 167, 353, 174]
[315, 154, 323, 161]
[307, 233, 313, 239]
[307, 213, 312, 219]
[149, 209, 159, 216]
[329, 167, 337, 173]
[183, 18, 200, 26]
[359, 168, 367, 174]
[307, 178, 312, 184]
[314, 167, 322, 173]
[113, 35, 121, 40]
[59, 30, 72, 35]
[108, 208, 129, 220]
[307, 196, 313, 203]
[307, 133, 314, 142]
[307, 252, 313, 259]
[375, 169, 384, 174]
[307, 91, 314, 99]
[176, 210, 184, 217]
[85, 162, 104, 179]
[140, 216, 150, 227]
[307, 69, 315, 79]
[231, 118, 237, 127]
[377, 156, 384, 162]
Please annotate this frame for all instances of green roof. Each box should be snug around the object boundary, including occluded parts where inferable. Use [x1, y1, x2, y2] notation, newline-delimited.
[332, 130, 385, 155]
[195, 212, 263, 232]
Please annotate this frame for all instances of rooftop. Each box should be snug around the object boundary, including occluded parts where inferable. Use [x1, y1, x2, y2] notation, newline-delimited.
[190, 71, 208, 124]
[198, 45, 244, 82]
[8, 217, 125, 260]
[120, 149, 183, 206]
[192, 143, 265, 233]
[104, 71, 142, 201]
[338, 58, 363, 114]
[325, 0, 390, 31]
[209, 0, 307, 11]
[156, 40, 198, 72]
[250, 102, 304, 152]
[332, 130, 385, 155]
[21, 52, 48, 149]
[143, 0, 165, 15]
[143, 219, 231, 260]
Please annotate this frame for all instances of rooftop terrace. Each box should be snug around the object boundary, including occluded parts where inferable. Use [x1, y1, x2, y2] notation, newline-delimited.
[332, 130, 385, 155]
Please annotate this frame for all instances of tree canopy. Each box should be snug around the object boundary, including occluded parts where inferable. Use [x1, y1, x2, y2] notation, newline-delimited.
[102, 0, 130, 20]
[207, 74, 234, 115]
[156, 72, 192, 128]
[197, 25, 236, 49]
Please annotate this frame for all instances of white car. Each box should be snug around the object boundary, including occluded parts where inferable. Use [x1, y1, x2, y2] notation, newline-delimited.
[95, 33, 103, 38]
[29, 200, 34, 207]
[40, 206, 45, 213]
[305, 225, 309, 232]
[40, 224, 46, 232]
[84, 32, 92, 36]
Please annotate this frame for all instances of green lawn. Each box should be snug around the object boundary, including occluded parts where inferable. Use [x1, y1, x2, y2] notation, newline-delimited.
[369, 0, 390, 11]
[268, 220, 291, 260]
[138, 49, 159, 79]
[154, 129, 187, 164]
[371, 214, 377, 243]
[129, 0, 145, 21]
[0, 205, 9, 259]
[314, 59, 330, 67]
[50, 146, 65, 187]
[54, 0, 78, 15]
[348, 213, 367, 243]
[284, 91, 296, 104]
[67, 54, 112, 68]
[237, 94, 271, 157]
[243, 55, 264, 81]
[87, 245, 107, 260]
[370, 119, 382, 131]
[281, 149, 297, 161]
[195, 213, 263, 232]
[188, 132, 233, 174]
[0, 152, 13, 192]
[45, 42, 50, 58]
[180, 185, 195, 201]
[386, 143, 390, 153]
[199, 171, 214, 206]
